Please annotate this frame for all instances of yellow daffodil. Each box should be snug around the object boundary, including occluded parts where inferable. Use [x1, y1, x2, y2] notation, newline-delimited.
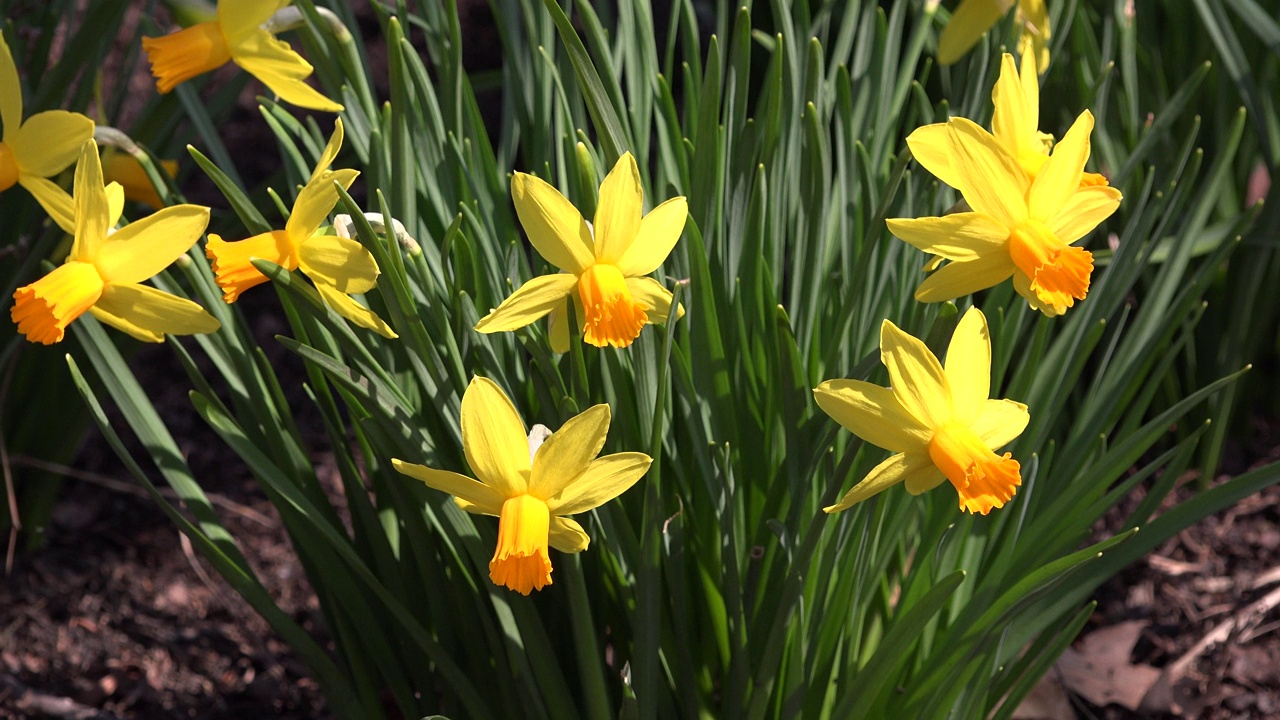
[0, 33, 94, 231]
[142, 0, 342, 112]
[474, 152, 687, 350]
[11, 141, 220, 344]
[205, 120, 394, 337]
[815, 308, 1029, 514]
[890, 111, 1122, 315]
[937, 0, 1050, 70]
[393, 377, 651, 595]
[102, 150, 179, 209]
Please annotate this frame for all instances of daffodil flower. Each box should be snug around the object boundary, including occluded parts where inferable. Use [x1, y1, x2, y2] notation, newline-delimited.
[205, 120, 394, 337]
[0, 33, 95, 232]
[142, 0, 342, 112]
[393, 377, 651, 595]
[474, 152, 687, 350]
[11, 141, 220, 344]
[102, 150, 179, 209]
[815, 308, 1029, 514]
[890, 112, 1122, 315]
[937, 0, 1050, 70]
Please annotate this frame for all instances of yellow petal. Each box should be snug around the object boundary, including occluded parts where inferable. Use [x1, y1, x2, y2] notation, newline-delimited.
[286, 169, 358, 242]
[824, 451, 932, 512]
[548, 516, 590, 553]
[548, 299, 572, 353]
[971, 398, 1030, 449]
[1029, 111, 1093, 221]
[813, 379, 932, 452]
[16, 175, 75, 234]
[905, 123, 964, 190]
[72, 141, 110, 262]
[230, 30, 344, 112]
[0, 33, 22, 142]
[102, 152, 175, 209]
[1017, 0, 1051, 72]
[218, 0, 291, 42]
[529, 404, 610, 500]
[299, 234, 380, 294]
[946, 118, 1029, 227]
[9, 111, 95, 178]
[991, 53, 1031, 158]
[937, 0, 1015, 65]
[511, 172, 595, 274]
[1046, 185, 1122, 245]
[93, 204, 210, 285]
[548, 452, 650, 516]
[314, 282, 397, 338]
[474, 273, 578, 334]
[943, 307, 991, 425]
[311, 118, 344, 182]
[391, 458, 504, 515]
[914, 246, 1016, 303]
[92, 282, 220, 342]
[887, 213, 1009, 261]
[614, 196, 688, 277]
[593, 152, 643, 263]
[903, 462, 949, 495]
[879, 319, 951, 428]
[1018, 42, 1041, 121]
[1012, 268, 1064, 317]
[106, 181, 126, 225]
[625, 276, 684, 324]
[460, 376, 530, 497]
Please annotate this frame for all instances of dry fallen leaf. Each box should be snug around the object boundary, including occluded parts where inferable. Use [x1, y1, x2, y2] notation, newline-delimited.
[1057, 620, 1161, 711]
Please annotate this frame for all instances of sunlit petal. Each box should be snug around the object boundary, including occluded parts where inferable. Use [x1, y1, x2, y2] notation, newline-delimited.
[593, 152, 644, 262]
[971, 398, 1030, 449]
[299, 234, 380, 294]
[824, 451, 932, 512]
[529, 404, 610, 500]
[625, 276, 684, 324]
[548, 516, 590, 553]
[72, 142, 110, 262]
[92, 282, 220, 341]
[548, 452, 650, 516]
[511, 172, 595, 273]
[286, 169, 358, 241]
[0, 33, 22, 142]
[218, 0, 291, 42]
[9, 111, 94, 180]
[94, 205, 210, 285]
[1029, 111, 1093, 220]
[937, 0, 1015, 65]
[230, 30, 343, 112]
[314, 282, 397, 338]
[391, 459, 504, 515]
[17, 176, 75, 235]
[906, 123, 964, 190]
[888, 213, 1009, 261]
[614, 196, 688, 276]
[914, 251, 1016, 303]
[880, 319, 952, 428]
[460, 376, 531, 497]
[943, 307, 991, 425]
[813, 379, 932, 452]
[946, 118, 1030, 227]
[1046, 185, 1122, 245]
[474, 273, 578, 334]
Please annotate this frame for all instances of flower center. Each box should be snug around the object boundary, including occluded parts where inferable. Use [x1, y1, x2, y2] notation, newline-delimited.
[1007, 220, 1093, 311]
[927, 422, 1021, 515]
[576, 263, 648, 348]
[10, 261, 105, 345]
[141, 22, 232, 94]
[205, 230, 298, 303]
[0, 142, 19, 192]
[489, 494, 553, 595]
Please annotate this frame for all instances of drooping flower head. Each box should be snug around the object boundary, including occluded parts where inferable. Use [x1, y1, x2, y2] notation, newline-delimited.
[393, 377, 651, 594]
[102, 150, 180, 209]
[814, 308, 1029, 514]
[142, 0, 342, 112]
[11, 141, 220, 344]
[0, 32, 95, 231]
[474, 152, 687, 351]
[937, 0, 1050, 71]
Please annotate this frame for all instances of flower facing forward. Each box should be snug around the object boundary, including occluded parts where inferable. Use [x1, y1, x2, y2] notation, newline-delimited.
[393, 377, 651, 594]
[11, 141, 220, 344]
[814, 308, 1029, 514]
[474, 152, 687, 350]
[142, 0, 342, 112]
[0, 33, 95, 231]
[205, 120, 394, 337]
[889, 111, 1122, 316]
[937, 0, 1050, 70]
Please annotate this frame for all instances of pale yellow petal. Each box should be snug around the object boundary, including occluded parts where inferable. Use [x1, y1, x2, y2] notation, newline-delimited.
[230, 30, 343, 112]
[943, 307, 991, 425]
[625, 276, 684, 324]
[906, 123, 964, 190]
[914, 247, 1017, 303]
[1029, 111, 1093, 221]
[902, 462, 949, 495]
[299, 234, 379, 294]
[887, 213, 1009, 261]
[72, 141, 110, 262]
[106, 181, 125, 226]
[511, 172, 595, 273]
[391, 459, 504, 515]
[937, 0, 1015, 65]
[593, 152, 643, 262]
[879, 319, 951, 428]
[824, 452, 932, 512]
[92, 282, 220, 341]
[17, 176, 75, 234]
[548, 299, 572, 353]
[0, 33, 21, 142]
[529, 404, 610, 500]
[614, 197, 688, 277]
[314, 282, 397, 338]
[94, 205, 210, 285]
[971, 398, 1030, 449]
[1046, 185, 1122, 246]
[548, 516, 590, 553]
[991, 53, 1031, 157]
[286, 169, 358, 242]
[9, 111, 94, 177]
[218, 0, 291, 41]
[946, 118, 1030, 227]
[813, 379, 932, 452]
[460, 376, 530, 497]
[1019, 43, 1041, 121]
[474, 273, 578, 334]
[548, 452, 650, 516]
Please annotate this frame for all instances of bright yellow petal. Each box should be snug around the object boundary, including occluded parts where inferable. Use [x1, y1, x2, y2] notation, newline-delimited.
[9, 111, 94, 178]
[17, 176, 75, 234]
[310, 118, 344, 182]
[943, 307, 991, 425]
[474, 273, 578, 334]
[970, 398, 1030, 449]
[946, 118, 1029, 227]
[299, 234, 380, 294]
[460, 376, 530, 497]
[905, 123, 964, 190]
[529, 404, 610, 500]
[72, 141, 110, 262]
[286, 169, 358, 242]
[991, 53, 1031, 158]
[390, 458, 504, 515]
[548, 452, 650, 516]
[914, 244, 1017, 303]
[548, 516, 590, 553]
[824, 451, 932, 512]
[937, 0, 1015, 65]
[548, 299, 572, 353]
[93, 204, 210, 285]
[230, 30, 343, 112]
[813, 379, 932, 452]
[887, 213, 1009, 261]
[614, 197, 688, 277]
[1029, 111, 1093, 221]
[106, 181, 126, 226]
[625, 276, 684, 324]
[1046, 185, 1122, 245]
[0, 33, 21, 142]
[593, 152, 643, 263]
[511, 172, 595, 274]
[218, 0, 291, 42]
[314, 282, 397, 338]
[1019, 42, 1041, 123]
[92, 282, 220, 341]
[879, 319, 952, 428]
